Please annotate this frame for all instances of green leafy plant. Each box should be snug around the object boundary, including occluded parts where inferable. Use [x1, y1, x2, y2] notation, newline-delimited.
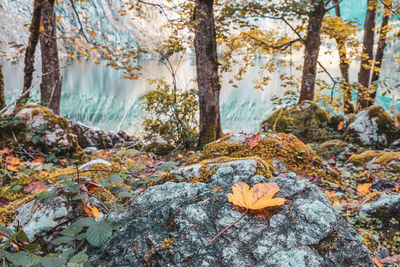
[142, 79, 199, 148]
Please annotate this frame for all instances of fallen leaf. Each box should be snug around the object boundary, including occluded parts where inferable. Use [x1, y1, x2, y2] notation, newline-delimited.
[381, 254, 400, 264]
[357, 183, 372, 196]
[243, 133, 260, 150]
[395, 185, 399, 192]
[84, 181, 101, 194]
[6, 156, 24, 166]
[82, 199, 101, 219]
[23, 181, 47, 194]
[1, 148, 13, 155]
[337, 121, 344, 131]
[372, 257, 383, 267]
[0, 197, 10, 208]
[324, 190, 336, 197]
[177, 154, 183, 159]
[33, 156, 45, 164]
[228, 182, 286, 210]
[211, 182, 285, 242]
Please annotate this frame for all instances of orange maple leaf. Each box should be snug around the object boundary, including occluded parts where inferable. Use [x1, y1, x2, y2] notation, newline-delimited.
[357, 183, 372, 196]
[211, 182, 285, 242]
[228, 182, 286, 210]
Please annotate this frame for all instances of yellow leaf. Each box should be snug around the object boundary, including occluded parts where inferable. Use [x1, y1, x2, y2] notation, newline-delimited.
[357, 183, 372, 196]
[227, 182, 286, 210]
[39, 26, 44, 32]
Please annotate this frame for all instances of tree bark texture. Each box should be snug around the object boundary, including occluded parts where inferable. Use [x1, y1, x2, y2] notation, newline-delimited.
[357, 0, 377, 110]
[40, 0, 62, 114]
[298, 0, 325, 103]
[332, 0, 354, 114]
[194, 0, 222, 147]
[20, 0, 42, 104]
[0, 65, 5, 110]
[369, 0, 391, 106]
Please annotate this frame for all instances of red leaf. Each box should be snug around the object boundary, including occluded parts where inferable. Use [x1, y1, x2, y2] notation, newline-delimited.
[23, 181, 47, 194]
[243, 133, 260, 149]
[0, 197, 10, 208]
[84, 182, 101, 194]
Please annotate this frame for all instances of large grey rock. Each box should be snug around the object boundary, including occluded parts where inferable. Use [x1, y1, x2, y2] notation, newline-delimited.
[15, 105, 81, 154]
[88, 160, 373, 266]
[70, 121, 136, 149]
[345, 105, 400, 148]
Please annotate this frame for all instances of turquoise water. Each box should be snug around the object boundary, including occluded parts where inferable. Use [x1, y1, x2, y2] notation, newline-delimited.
[3, 54, 399, 133]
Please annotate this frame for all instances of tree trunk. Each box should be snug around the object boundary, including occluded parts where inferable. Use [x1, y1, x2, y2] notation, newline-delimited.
[194, 0, 222, 147]
[369, 0, 391, 106]
[0, 65, 5, 110]
[357, 0, 377, 110]
[40, 0, 62, 114]
[19, 0, 42, 104]
[332, 0, 354, 114]
[298, 0, 325, 103]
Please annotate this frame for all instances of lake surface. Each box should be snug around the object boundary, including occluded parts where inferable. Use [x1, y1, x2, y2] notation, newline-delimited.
[3, 53, 399, 134]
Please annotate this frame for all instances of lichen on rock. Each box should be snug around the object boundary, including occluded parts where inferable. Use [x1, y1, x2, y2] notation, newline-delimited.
[87, 159, 373, 266]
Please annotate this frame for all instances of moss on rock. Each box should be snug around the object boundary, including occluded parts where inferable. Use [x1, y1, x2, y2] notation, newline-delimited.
[143, 137, 175, 156]
[200, 133, 339, 183]
[344, 105, 400, 148]
[313, 139, 350, 160]
[260, 101, 331, 143]
[347, 150, 400, 168]
[14, 104, 82, 155]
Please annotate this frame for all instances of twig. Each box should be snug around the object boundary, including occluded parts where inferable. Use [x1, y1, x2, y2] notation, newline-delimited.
[210, 208, 248, 242]
[11, 130, 34, 160]
[280, 17, 336, 84]
[52, 168, 143, 180]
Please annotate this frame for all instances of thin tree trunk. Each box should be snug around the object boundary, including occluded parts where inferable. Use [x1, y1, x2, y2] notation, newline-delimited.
[194, 0, 222, 147]
[40, 0, 62, 114]
[0, 65, 5, 110]
[369, 0, 391, 106]
[357, 0, 377, 110]
[332, 0, 354, 114]
[298, 0, 325, 103]
[19, 0, 42, 104]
